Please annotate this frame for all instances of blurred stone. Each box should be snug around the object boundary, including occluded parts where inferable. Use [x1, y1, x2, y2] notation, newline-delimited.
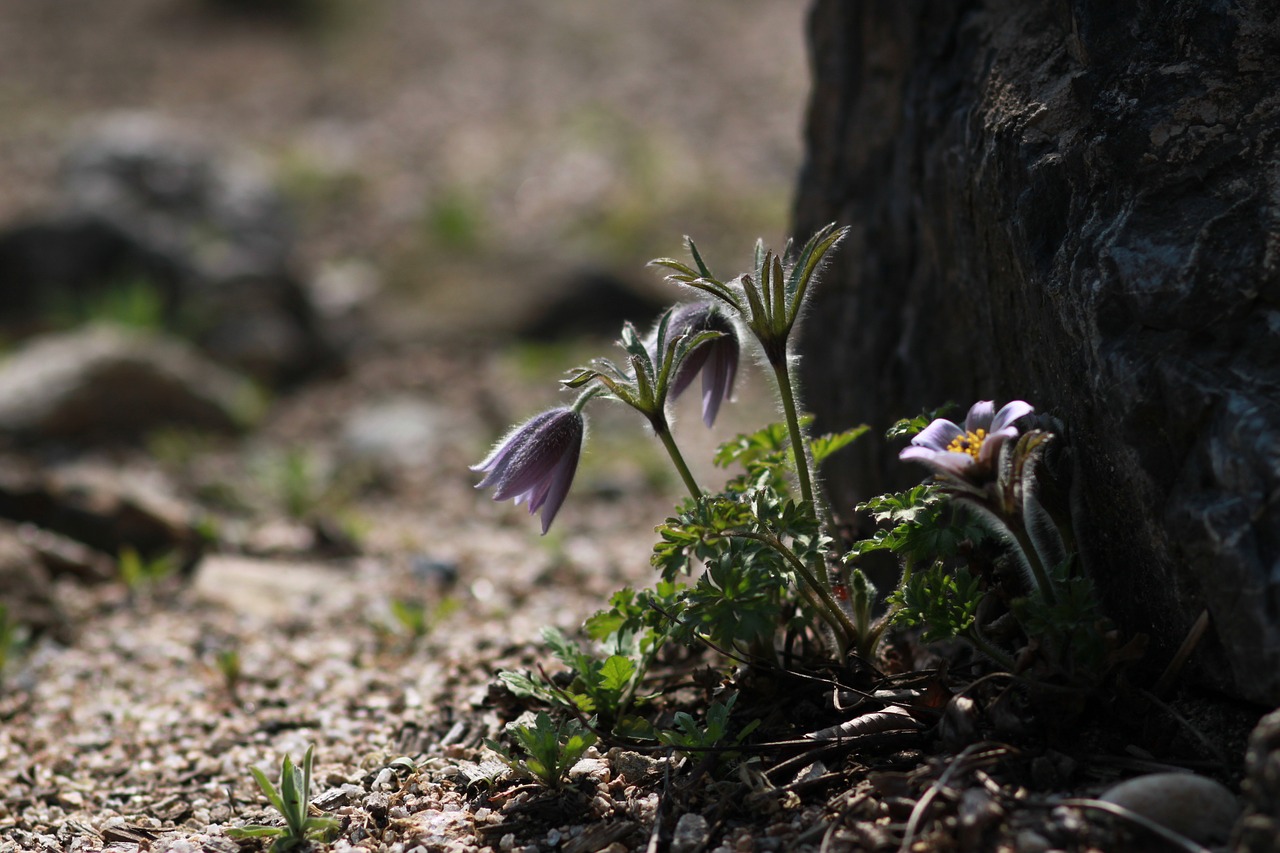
[193, 554, 351, 619]
[0, 112, 335, 384]
[516, 269, 669, 340]
[0, 523, 70, 642]
[0, 324, 254, 444]
[339, 395, 448, 469]
[1235, 708, 1280, 852]
[0, 457, 206, 569]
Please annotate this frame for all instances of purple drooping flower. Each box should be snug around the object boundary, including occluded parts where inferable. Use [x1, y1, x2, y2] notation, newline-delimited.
[666, 303, 740, 427]
[471, 407, 584, 534]
[900, 400, 1034, 483]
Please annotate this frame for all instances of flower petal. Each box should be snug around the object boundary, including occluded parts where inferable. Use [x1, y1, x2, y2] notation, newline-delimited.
[491, 418, 572, 500]
[536, 437, 582, 534]
[471, 410, 558, 475]
[911, 418, 964, 452]
[964, 401, 995, 433]
[990, 400, 1034, 434]
[700, 341, 738, 427]
[900, 445, 977, 479]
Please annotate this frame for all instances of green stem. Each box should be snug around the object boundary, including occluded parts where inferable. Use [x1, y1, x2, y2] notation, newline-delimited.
[769, 358, 830, 590]
[653, 421, 702, 501]
[770, 359, 815, 508]
[1010, 521, 1059, 606]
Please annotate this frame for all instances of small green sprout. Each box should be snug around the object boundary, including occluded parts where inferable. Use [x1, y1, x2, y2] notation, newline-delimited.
[658, 694, 760, 762]
[486, 712, 597, 790]
[216, 648, 243, 699]
[118, 546, 179, 592]
[228, 744, 338, 851]
[0, 604, 27, 688]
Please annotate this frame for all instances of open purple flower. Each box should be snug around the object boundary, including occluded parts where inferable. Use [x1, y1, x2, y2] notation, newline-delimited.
[900, 400, 1034, 483]
[471, 407, 584, 534]
[665, 303, 740, 427]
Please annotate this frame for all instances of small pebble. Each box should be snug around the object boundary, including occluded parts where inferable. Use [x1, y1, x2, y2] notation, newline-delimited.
[672, 813, 710, 853]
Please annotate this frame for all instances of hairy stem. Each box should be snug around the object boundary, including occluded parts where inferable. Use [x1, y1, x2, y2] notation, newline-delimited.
[653, 421, 702, 501]
[771, 360, 814, 507]
[769, 359, 829, 589]
[963, 626, 1019, 672]
[1009, 520, 1059, 606]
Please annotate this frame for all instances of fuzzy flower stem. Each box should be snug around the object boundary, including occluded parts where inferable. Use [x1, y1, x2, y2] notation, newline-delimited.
[1009, 519, 1060, 606]
[770, 361, 814, 505]
[571, 387, 605, 414]
[963, 626, 1019, 672]
[768, 359, 829, 589]
[651, 419, 702, 501]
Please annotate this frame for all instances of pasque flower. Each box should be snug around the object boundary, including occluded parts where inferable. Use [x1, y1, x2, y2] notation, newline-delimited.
[664, 303, 740, 427]
[900, 400, 1034, 483]
[472, 407, 584, 534]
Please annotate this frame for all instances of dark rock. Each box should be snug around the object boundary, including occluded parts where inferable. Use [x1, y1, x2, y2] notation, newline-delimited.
[0, 458, 206, 569]
[795, 1, 1280, 703]
[0, 113, 334, 384]
[516, 268, 669, 340]
[0, 324, 255, 443]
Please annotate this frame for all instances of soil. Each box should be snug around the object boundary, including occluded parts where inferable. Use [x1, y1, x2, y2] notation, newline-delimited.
[0, 3, 1266, 852]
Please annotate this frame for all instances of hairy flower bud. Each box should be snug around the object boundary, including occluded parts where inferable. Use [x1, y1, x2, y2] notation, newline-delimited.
[472, 407, 585, 534]
[664, 302, 740, 427]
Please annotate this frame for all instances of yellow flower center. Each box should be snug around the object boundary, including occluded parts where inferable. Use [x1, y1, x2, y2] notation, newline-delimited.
[946, 428, 987, 459]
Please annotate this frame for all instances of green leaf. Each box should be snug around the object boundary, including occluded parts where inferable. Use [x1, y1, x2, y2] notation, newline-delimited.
[885, 403, 957, 440]
[809, 424, 870, 464]
[226, 826, 287, 839]
[598, 655, 636, 693]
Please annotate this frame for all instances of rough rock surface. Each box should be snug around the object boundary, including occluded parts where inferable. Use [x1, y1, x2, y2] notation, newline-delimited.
[0, 324, 254, 443]
[794, 1, 1280, 702]
[0, 113, 334, 384]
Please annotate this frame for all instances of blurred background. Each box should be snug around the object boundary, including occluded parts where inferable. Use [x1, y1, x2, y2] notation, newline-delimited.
[0, 0, 815, 634]
[0, 0, 808, 353]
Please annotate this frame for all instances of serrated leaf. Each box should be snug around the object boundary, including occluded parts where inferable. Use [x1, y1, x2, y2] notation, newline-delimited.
[809, 424, 870, 463]
[598, 655, 636, 693]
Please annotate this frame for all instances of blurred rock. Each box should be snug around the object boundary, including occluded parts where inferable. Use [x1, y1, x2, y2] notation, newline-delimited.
[0, 112, 335, 384]
[339, 395, 448, 470]
[1235, 708, 1280, 852]
[0, 457, 207, 569]
[0, 523, 70, 643]
[0, 324, 255, 444]
[193, 554, 351, 619]
[516, 269, 669, 340]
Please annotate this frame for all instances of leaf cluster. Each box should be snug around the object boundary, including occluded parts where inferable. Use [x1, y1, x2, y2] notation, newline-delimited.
[227, 745, 338, 851]
[499, 627, 648, 732]
[486, 712, 597, 790]
[888, 563, 983, 645]
[658, 694, 760, 760]
[847, 485, 983, 564]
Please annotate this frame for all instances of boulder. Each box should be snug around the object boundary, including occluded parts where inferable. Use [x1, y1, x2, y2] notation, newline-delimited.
[794, 2, 1280, 702]
[0, 113, 334, 384]
[0, 324, 255, 444]
[0, 457, 207, 570]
